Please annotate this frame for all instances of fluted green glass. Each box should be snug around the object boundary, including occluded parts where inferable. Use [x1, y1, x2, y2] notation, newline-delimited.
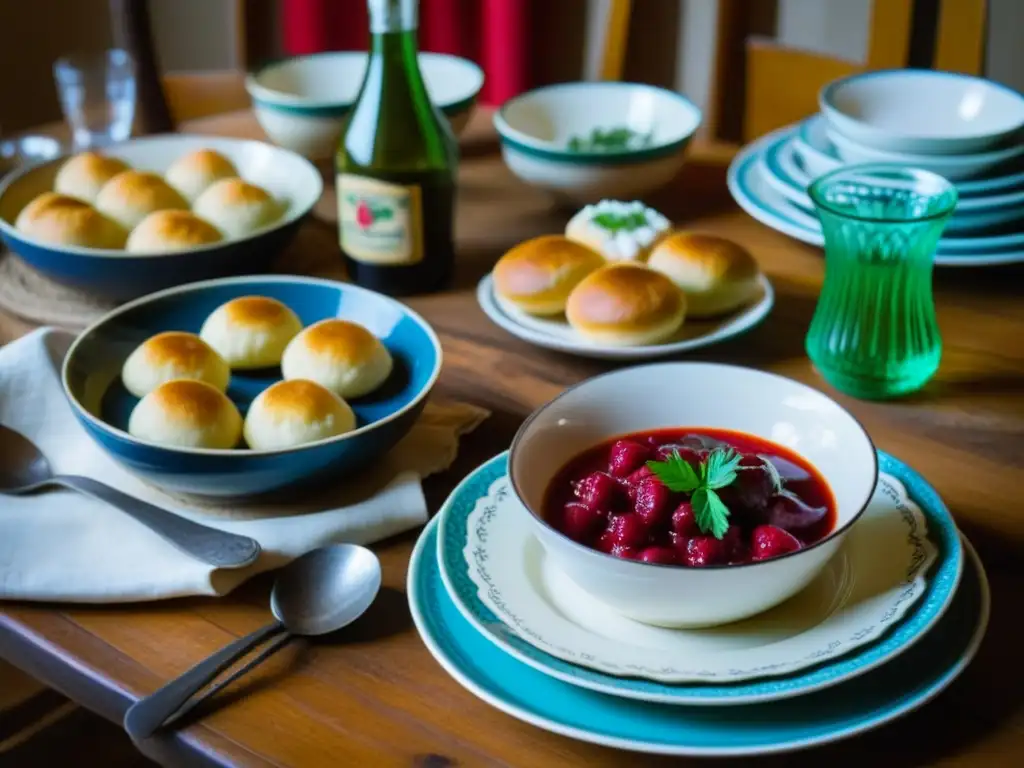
[806, 164, 957, 399]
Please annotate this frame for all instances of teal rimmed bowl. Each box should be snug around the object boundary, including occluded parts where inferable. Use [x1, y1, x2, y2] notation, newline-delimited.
[246, 51, 485, 160]
[493, 82, 702, 204]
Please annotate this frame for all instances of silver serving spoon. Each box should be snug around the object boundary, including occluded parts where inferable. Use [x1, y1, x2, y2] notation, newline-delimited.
[0, 424, 260, 569]
[123, 543, 382, 741]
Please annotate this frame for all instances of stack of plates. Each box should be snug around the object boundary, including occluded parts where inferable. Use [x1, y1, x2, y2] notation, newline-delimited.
[408, 450, 989, 757]
[728, 70, 1024, 267]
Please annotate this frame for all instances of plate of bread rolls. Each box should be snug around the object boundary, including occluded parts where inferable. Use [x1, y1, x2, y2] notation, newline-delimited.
[61, 275, 441, 499]
[480, 200, 774, 360]
[0, 135, 322, 301]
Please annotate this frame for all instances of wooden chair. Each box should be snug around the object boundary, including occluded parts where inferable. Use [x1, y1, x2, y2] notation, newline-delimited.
[596, 0, 988, 145]
[734, 0, 987, 142]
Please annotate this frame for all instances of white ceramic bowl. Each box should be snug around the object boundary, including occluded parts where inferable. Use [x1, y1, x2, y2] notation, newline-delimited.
[820, 69, 1024, 155]
[494, 82, 702, 204]
[509, 363, 878, 628]
[826, 125, 1024, 181]
[246, 52, 484, 160]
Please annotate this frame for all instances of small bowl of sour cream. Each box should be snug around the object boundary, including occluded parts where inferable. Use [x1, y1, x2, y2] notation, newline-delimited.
[494, 82, 702, 205]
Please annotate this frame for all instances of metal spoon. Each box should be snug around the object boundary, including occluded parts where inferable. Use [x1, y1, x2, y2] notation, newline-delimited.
[123, 543, 382, 741]
[0, 424, 261, 569]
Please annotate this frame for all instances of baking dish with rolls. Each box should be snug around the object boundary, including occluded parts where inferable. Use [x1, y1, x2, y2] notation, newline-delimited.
[480, 199, 775, 360]
[0, 134, 321, 300]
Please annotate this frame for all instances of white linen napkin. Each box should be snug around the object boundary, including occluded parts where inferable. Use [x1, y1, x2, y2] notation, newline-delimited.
[0, 328, 489, 603]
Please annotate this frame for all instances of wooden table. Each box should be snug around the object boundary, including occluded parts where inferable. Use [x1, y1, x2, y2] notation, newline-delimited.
[1, 109, 1022, 768]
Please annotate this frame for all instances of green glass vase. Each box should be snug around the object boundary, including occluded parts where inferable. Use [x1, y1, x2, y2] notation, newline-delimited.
[806, 164, 958, 399]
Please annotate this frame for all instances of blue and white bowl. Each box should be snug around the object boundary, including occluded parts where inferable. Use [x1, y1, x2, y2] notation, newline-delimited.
[820, 69, 1024, 155]
[0, 135, 322, 301]
[62, 275, 442, 498]
[246, 52, 485, 160]
[509, 362, 878, 628]
[494, 82, 702, 204]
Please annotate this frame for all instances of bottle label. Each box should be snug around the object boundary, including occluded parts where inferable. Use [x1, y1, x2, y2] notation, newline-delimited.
[338, 174, 424, 265]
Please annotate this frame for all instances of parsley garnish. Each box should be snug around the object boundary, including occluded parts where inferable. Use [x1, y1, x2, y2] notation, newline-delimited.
[591, 210, 650, 233]
[567, 127, 654, 153]
[646, 447, 743, 539]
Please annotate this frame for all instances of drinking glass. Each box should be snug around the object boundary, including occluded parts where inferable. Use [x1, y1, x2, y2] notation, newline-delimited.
[806, 164, 958, 399]
[53, 49, 136, 150]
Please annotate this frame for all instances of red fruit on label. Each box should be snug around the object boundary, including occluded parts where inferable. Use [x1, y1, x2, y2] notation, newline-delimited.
[355, 200, 374, 228]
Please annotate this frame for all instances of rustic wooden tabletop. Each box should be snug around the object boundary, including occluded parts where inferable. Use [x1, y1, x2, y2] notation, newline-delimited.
[0, 109, 1021, 767]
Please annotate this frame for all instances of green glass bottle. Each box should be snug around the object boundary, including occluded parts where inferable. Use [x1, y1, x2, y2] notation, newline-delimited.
[336, 0, 458, 296]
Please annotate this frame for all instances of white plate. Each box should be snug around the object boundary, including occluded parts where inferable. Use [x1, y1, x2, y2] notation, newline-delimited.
[461, 468, 938, 684]
[794, 115, 1024, 196]
[759, 131, 1024, 233]
[476, 272, 774, 361]
[728, 130, 1024, 267]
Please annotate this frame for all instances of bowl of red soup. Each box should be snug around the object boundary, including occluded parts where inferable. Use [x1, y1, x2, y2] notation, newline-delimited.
[509, 362, 877, 628]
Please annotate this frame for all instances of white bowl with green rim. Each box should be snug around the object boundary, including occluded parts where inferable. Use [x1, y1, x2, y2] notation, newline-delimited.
[246, 51, 485, 161]
[494, 82, 702, 204]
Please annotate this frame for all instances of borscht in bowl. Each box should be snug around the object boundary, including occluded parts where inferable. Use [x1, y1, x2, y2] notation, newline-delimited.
[510, 362, 877, 628]
[544, 429, 836, 567]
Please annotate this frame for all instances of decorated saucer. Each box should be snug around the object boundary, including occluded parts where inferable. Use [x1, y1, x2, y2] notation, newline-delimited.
[413, 511, 987, 756]
[437, 451, 963, 704]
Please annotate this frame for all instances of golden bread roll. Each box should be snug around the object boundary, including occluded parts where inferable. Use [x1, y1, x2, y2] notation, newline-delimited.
[164, 148, 239, 202]
[127, 379, 242, 449]
[121, 331, 230, 398]
[243, 379, 356, 450]
[14, 192, 127, 249]
[126, 210, 223, 253]
[646, 232, 761, 318]
[191, 178, 281, 238]
[564, 199, 671, 262]
[565, 263, 686, 347]
[281, 319, 393, 399]
[492, 235, 605, 316]
[199, 295, 303, 369]
[95, 170, 189, 230]
[53, 152, 131, 204]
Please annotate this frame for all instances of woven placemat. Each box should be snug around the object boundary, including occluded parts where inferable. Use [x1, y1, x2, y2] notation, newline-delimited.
[0, 253, 117, 330]
[0, 221, 347, 331]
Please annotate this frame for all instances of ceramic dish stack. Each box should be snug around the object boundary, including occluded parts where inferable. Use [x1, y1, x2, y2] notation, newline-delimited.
[408, 363, 989, 756]
[728, 69, 1024, 267]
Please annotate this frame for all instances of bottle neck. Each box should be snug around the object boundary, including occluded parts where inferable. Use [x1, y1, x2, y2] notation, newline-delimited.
[368, 0, 417, 34]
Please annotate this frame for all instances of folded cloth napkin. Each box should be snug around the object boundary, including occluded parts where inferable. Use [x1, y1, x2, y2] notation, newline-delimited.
[0, 328, 489, 603]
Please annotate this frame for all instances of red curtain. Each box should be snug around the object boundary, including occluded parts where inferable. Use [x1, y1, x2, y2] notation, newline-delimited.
[281, 0, 531, 107]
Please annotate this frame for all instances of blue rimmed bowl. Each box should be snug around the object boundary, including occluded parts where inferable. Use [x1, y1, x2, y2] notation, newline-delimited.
[0, 135, 322, 301]
[494, 82, 702, 204]
[246, 51, 485, 160]
[61, 275, 442, 498]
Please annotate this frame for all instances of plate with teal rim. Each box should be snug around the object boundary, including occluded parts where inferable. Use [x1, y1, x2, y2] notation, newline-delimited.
[728, 135, 1024, 267]
[436, 451, 962, 705]
[759, 131, 1024, 234]
[412, 513, 988, 756]
[795, 115, 1024, 197]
